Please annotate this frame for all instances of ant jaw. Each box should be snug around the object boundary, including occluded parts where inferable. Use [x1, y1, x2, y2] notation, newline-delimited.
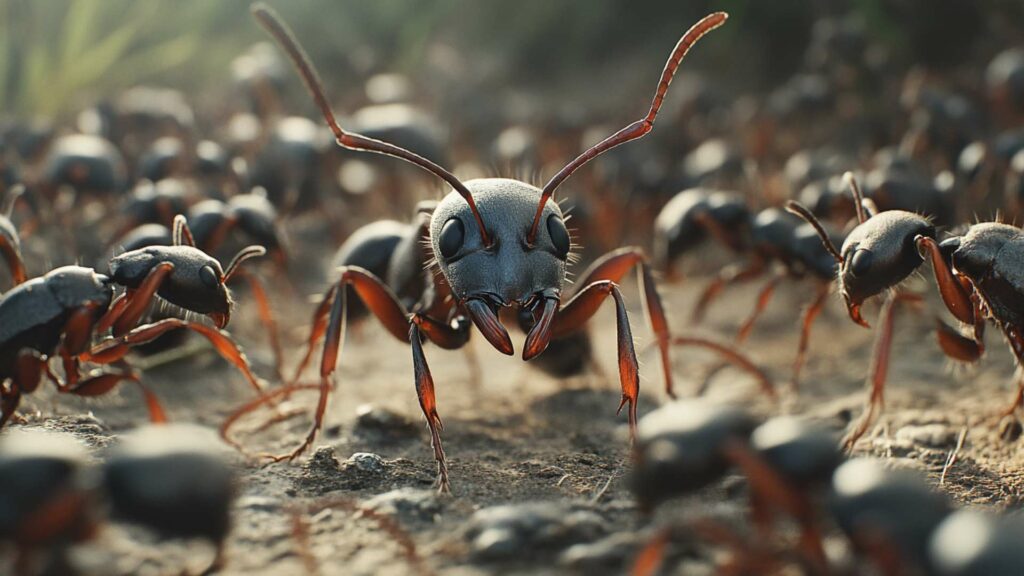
[464, 298, 514, 356]
[844, 295, 870, 328]
[522, 296, 560, 361]
[210, 311, 229, 330]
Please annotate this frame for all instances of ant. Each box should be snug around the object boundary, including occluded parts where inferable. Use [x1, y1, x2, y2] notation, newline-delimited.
[631, 402, 836, 574]
[0, 426, 236, 576]
[225, 5, 750, 491]
[0, 216, 266, 428]
[788, 172, 1024, 448]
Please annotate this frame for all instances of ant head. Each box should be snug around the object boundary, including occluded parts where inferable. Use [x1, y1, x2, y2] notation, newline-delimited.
[430, 179, 570, 355]
[837, 210, 934, 324]
[110, 217, 265, 329]
[787, 173, 934, 327]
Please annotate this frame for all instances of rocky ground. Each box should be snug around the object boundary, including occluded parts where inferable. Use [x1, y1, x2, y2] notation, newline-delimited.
[6, 269, 1024, 575]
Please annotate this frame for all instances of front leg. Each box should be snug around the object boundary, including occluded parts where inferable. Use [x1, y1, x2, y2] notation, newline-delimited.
[842, 292, 921, 450]
[553, 280, 640, 439]
[572, 247, 674, 397]
[410, 322, 449, 491]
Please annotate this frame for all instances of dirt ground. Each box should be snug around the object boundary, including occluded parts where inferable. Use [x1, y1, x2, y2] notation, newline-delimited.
[8, 263, 1024, 575]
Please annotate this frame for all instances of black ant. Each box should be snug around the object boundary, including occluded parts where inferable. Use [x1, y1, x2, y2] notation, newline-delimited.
[788, 172, 1024, 448]
[0, 216, 266, 428]
[224, 5, 753, 491]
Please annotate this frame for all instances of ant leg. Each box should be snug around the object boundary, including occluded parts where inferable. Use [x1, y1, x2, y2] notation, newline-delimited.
[1000, 327, 1024, 418]
[0, 386, 19, 428]
[691, 260, 764, 324]
[935, 319, 984, 362]
[0, 235, 27, 286]
[87, 319, 266, 395]
[236, 267, 461, 463]
[791, 283, 829, 391]
[0, 350, 45, 427]
[570, 247, 674, 397]
[841, 293, 919, 450]
[723, 440, 828, 574]
[58, 370, 168, 424]
[290, 286, 337, 384]
[410, 323, 449, 492]
[735, 270, 785, 345]
[96, 262, 175, 337]
[672, 336, 775, 397]
[553, 280, 640, 439]
[233, 270, 286, 382]
[630, 528, 670, 576]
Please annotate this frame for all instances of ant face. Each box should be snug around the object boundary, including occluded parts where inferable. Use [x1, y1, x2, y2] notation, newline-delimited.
[430, 179, 569, 353]
[837, 211, 934, 325]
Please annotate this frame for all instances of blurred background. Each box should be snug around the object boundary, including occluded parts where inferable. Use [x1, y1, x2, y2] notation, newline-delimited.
[3, 0, 1023, 118]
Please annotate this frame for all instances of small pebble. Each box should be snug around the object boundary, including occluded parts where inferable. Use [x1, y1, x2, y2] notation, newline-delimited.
[895, 424, 956, 448]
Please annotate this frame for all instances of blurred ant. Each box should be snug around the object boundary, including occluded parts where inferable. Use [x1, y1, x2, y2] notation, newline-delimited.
[0, 426, 236, 576]
[223, 5, 763, 491]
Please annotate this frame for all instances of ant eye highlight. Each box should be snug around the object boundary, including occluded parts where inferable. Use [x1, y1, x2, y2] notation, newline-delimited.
[438, 218, 465, 259]
[547, 214, 570, 259]
[199, 265, 220, 289]
[849, 249, 873, 278]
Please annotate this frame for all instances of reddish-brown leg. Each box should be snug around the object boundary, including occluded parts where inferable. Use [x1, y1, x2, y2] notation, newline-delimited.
[935, 319, 984, 362]
[791, 283, 829, 391]
[234, 266, 463, 464]
[290, 286, 337, 384]
[672, 336, 775, 397]
[234, 270, 285, 382]
[97, 262, 175, 337]
[86, 318, 266, 395]
[691, 260, 764, 324]
[554, 280, 640, 439]
[410, 323, 449, 492]
[735, 271, 784, 345]
[630, 528, 670, 576]
[724, 441, 827, 574]
[571, 247, 674, 397]
[842, 293, 919, 450]
[0, 235, 27, 286]
[0, 350, 49, 427]
[219, 382, 322, 456]
[1000, 327, 1024, 418]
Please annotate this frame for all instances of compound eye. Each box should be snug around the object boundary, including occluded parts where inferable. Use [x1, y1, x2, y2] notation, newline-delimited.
[849, 249, 873, 278]
[547, 214, 570, 259]
[438, 218, 464, 259]
[199, 265, 220, 289]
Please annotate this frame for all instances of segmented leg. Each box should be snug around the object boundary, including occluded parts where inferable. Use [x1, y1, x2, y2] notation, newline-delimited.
[554, 280, 640, 439]
[735, 271, 784, 345]
[411, 323, 448, 492]
[672, 336, 775, 398]
[691, 260, 764, 324]
[842, 293, 920, 450]
[234, 270, 286, 382]
[227, 266, 464, 473]
[86, 318, 266, 395]
[791, 283, 829, 390]
[1000, 327, 1024, 418]
[570, 247, 674, 397]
